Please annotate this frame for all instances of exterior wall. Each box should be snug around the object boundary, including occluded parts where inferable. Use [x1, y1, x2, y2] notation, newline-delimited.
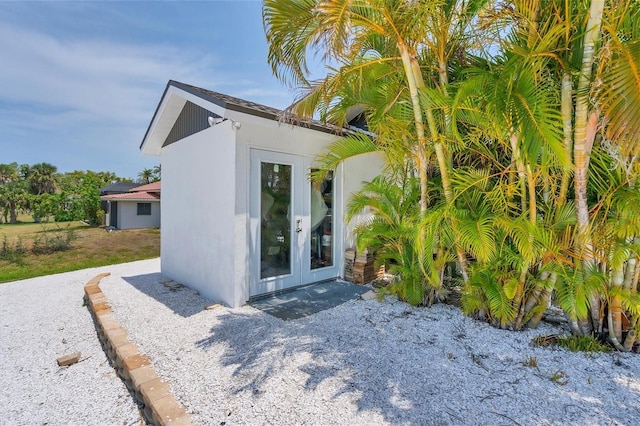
[115, 201, 161, 230]
[234, 115, 344, 294]
[231, 112, 341, 158]
[232, 113, 376, 290]
[158, 105, 383, 307]
[341, 153, 385, 249]
[160, 123, 238, 306]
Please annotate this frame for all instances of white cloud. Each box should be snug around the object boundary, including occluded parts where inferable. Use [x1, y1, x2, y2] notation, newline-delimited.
[0, 19, 295, 177]
[0, 23, 218, 125]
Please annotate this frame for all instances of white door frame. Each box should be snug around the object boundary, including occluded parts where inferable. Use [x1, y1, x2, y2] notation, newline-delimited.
[249, 149, 341, 298]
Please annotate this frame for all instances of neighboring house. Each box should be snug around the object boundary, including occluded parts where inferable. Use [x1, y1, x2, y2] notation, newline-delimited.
[99, 182, 144, 213]
[140, 80, 382, 307]
[101, 181, 161, 229]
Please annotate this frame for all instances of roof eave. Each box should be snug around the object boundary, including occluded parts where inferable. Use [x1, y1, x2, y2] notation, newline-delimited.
[139, 80, 368, 155]
[101, 197, 160, 202]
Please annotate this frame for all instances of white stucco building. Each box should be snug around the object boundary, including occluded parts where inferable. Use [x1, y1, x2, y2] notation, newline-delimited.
[140, 80, 382, 307]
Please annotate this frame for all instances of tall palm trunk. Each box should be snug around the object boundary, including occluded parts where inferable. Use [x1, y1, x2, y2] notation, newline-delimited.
[622, 238, 639, 350]
[610, 261, 624, 344]
[558, 73, 574, 208]
[624, 239, 638, 292]
[398, 48, 429, 216]
[527, 273, 557, 328]
[434, 55, 470, 283]
[399, 46, 471, 284]
[514, 165, 538, 328]
[573, 0, 605, 334]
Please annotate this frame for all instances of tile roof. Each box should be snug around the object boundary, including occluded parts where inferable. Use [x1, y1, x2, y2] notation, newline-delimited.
[131, 181, 161, 192]
[101, 192, 160, 201]
[101, 181, 161, 201]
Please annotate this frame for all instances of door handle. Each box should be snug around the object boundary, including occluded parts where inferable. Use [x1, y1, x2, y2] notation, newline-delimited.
[296, 219, 302, 233]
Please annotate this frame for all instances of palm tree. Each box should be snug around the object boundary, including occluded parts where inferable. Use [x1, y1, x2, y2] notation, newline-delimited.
[1, 163, 25, 223]
[346, 175, 428, 304]
[263, 0, 640, 347]
[0, 163, 19, 185]
[452, 0, 573, 329]
[263, 0, 492, 283]
[0, 181, 28, 224]
[579, 147, 640, 350]
[137, 168, 154, 184]
[152, 164, 161, 182]
[473, 0, 640, 343]
[264, 0, 431, 206]
[28, 163, 57, 195]
[530, 0, 639, 341]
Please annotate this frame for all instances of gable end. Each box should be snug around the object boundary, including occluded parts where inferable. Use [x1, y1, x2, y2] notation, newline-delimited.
[163, 101, 220, 148]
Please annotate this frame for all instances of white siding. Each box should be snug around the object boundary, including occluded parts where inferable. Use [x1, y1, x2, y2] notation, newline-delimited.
[116, 201, 160, 229]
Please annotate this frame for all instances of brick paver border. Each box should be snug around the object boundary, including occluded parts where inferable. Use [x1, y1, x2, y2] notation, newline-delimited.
[84, 273, 194, 425]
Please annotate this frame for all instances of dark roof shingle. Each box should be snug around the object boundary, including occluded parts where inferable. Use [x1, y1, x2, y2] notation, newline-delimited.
[169, 80, 346, 135]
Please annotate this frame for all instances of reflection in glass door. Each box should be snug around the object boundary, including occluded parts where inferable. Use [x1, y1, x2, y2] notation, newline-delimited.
[310, 171, 333, 270]
[260, 162, 292, 279]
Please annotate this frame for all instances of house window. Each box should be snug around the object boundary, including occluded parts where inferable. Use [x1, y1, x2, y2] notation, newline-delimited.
[137, 203, 151, 215]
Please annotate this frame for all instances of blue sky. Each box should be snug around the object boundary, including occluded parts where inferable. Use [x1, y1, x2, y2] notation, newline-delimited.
[0, 0, 307, 180]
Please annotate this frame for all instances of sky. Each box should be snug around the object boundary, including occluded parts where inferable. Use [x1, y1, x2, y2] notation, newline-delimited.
[0, 0, 309, 180]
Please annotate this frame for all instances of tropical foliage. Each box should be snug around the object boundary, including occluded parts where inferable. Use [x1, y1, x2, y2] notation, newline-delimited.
[264, 0, 639, 352]
[137, 165, 161, 184]
[0, 163, 130, 226]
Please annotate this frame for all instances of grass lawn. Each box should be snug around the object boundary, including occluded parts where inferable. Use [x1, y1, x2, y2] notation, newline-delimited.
[0, 218, 160, 283]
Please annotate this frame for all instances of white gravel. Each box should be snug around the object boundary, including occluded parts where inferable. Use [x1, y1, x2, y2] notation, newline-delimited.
[0, 263, 142, 425]
[2, 258, 639, 425]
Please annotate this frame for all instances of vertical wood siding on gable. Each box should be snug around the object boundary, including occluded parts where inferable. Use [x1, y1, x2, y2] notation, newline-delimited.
[162, 101, 220, 148]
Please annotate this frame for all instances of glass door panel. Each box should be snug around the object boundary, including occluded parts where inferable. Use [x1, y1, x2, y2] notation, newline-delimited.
[260, 162, 292, 279]
[301, 163, 339, 284]
[310, 171, 333, 270]
[250, 149, 302, 297]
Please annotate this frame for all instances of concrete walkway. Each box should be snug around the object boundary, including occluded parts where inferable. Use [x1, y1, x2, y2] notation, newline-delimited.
[249, 280, 370, 320]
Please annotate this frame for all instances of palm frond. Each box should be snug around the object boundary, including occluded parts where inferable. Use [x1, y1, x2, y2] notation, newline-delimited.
[464, 266, 518, 327]
[458, 215, 497, 263]
[610, 287, 640, 319]
[556, 266, 607, 321]
[311, 132, 380, 184]
[263, 0, 321, 87]
[599, 3, 640, 157]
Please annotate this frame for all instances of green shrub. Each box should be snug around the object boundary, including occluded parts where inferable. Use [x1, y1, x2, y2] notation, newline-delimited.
[556, 335, 613, 353]
[0, 235, 26, 265]
[31, 226, 76, 255]
[533, 333, 613, 353]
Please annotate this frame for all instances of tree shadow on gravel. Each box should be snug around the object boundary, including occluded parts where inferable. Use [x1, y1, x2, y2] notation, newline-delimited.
[193, 302, 639, 425]
[195, 305, 466, 424]
[122, 273, 208, 317]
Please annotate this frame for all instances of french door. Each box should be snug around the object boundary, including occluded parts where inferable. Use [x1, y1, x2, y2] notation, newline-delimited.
[249, 149, 338, 297]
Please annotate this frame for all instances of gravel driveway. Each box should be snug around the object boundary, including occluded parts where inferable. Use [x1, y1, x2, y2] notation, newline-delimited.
[2, 258, 639, 425]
